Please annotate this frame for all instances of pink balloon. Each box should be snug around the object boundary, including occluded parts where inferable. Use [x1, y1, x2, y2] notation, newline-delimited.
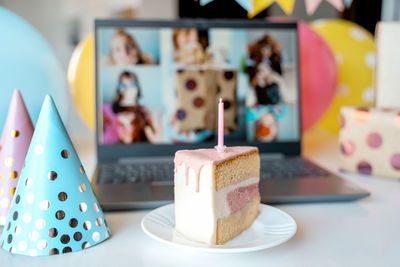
[266, 17, 337, 131]
[298, 21, 338, 131]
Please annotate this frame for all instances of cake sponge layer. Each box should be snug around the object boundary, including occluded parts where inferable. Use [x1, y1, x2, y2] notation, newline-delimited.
[216, 194, 260, 245]
[215, 151, 260, 191]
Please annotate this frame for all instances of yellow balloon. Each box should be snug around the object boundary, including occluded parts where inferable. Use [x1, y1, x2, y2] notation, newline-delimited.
[310, 19, 375, 134]
[67, 34, 95, 130]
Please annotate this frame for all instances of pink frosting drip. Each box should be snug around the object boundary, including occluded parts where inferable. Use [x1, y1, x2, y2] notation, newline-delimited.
[227, 183, 259, 214]
[174, 146, 258, 192]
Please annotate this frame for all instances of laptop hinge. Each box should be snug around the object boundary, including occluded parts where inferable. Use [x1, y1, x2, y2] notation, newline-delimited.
[117, 153, 284, 164]
[118, 156, 172, 164]
[259, 153, 284, 160]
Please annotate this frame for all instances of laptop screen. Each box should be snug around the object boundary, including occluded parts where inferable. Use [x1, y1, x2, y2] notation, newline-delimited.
[95, 20, 300, 158]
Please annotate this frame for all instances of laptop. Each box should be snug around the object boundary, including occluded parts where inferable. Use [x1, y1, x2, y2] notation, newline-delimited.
[92, 19, 369, 210]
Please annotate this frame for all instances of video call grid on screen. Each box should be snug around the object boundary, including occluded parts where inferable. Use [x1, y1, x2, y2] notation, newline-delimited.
[95, 21, 300, 148]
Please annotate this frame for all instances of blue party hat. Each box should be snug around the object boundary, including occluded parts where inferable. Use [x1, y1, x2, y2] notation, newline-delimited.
[0, 95, 110, 256]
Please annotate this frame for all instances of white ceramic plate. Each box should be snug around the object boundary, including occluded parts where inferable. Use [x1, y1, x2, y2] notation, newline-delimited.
[141, 204, 296, 253]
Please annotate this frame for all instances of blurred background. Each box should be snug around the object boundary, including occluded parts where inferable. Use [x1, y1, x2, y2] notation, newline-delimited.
[0, 0, 398, 142]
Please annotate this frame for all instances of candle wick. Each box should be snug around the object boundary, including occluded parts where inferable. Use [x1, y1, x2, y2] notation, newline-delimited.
[219, 98, 223, 103]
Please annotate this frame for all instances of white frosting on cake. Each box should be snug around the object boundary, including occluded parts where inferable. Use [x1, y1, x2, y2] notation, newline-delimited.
[174, 162, 259, 244]
[174, 162, 216, 244]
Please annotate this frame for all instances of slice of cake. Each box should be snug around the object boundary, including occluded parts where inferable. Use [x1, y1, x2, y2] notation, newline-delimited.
[174, 146, 260, 245]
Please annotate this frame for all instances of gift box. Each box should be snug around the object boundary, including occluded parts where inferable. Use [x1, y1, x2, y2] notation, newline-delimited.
[214, 69, 237, 132]
[374, 22, 400, 110]
[339, 106, 400, 179]
[175, 67, 237, 133]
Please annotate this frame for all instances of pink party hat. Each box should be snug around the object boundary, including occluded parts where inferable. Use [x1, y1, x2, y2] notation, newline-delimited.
[0, 89, 34, 225]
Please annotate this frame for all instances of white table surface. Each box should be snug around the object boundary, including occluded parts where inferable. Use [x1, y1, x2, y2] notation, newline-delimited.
[1, 129, 399, 267]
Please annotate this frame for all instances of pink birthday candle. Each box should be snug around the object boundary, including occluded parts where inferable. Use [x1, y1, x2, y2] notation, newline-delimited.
[215, 98, 226, 153]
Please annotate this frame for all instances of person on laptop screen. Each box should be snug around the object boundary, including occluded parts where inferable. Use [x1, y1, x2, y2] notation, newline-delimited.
[104, 28, 155, 65]
[98, 26, 299, 145]
[112, 71, 158, 144]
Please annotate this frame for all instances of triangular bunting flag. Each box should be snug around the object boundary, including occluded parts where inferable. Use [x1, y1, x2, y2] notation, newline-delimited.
[275, 0, 296, 15]
[305, 0, 344, 15]
[199, 0, 214, 6]
[200, 0, 255, 13]
[236, 0, 254, 12]
[326, 0, 344, 11]
[248, 0, 295, 18]
[305, 0, 323, 15]
[343, 0, 353, 8]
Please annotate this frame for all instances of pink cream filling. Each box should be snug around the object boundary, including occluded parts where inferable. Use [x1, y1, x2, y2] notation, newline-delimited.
[227, 183, 259, 214]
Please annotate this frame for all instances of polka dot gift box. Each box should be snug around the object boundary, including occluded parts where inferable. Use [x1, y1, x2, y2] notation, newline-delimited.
[214, 69, 238, 132]
[0, 89, 34, 226]
[0, 95, 110, 256]
[339, 106, 400, 179]
[175, 67, 237, 133]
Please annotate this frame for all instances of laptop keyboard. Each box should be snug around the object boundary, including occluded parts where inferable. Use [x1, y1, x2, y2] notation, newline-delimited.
[97, 157, 330, 185]
[260, 157, 330, 179]
[97, 161, 175, 184]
